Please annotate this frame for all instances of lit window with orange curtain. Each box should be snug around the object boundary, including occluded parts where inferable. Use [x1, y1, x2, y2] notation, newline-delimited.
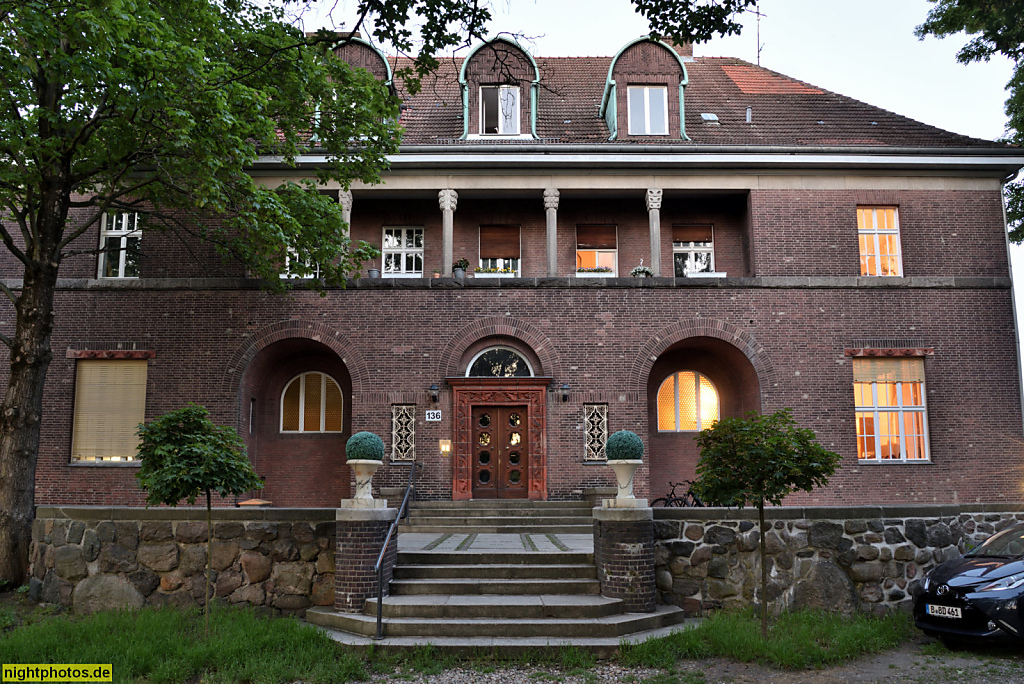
[280, 372, 343, 433]
[857, 206, 902, 276]
[852, 358, 929, 462]
[657, 371, 719, 432]
[576, 225, 617, 274]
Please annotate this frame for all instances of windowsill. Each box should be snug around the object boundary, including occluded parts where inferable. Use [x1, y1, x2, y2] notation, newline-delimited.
[576, 272, 616, 278]
[856, 459, 931, 465]
[474, 272, 519, 279]
[685, 272, 727, 278]
[70, 460, 141, 468]
[583, 459, 609, 465]
[97, 276, 141, 281]
[382, 272, 424, 279]
[465, 134, 536, 141]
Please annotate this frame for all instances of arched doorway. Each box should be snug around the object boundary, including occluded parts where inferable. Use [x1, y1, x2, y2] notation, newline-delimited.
[239, 338, 352, 507]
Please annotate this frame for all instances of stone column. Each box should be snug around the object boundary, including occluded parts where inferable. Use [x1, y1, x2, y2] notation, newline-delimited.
[593, 506, 656, 612]
[339, 190, 353, 228]
[544, 188, 559, 277]
[333, 506, 399, 613]
[646, 188, 663, 277]
[438, 189, 458, 276]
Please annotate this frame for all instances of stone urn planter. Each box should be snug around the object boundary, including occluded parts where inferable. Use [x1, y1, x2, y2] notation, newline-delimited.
[348, 459, 383, 501]
[345, 431, 385, 503]
[609, 459, 643, 500]
[605, 430, 645, 501]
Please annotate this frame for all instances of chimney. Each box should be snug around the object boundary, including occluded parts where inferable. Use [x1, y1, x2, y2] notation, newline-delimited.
[670, 40, 694, 60]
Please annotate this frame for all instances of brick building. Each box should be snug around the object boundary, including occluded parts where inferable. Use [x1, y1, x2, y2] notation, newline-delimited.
[23, 36, 1024, 508]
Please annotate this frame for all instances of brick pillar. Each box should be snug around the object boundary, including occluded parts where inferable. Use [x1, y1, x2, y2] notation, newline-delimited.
[593, 506, 656, 613]
[334, 507, 399, 613]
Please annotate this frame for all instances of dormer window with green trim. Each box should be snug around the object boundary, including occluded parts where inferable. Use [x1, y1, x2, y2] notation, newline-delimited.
[628, 86, 668, 135]
[481, 85, 519, 135]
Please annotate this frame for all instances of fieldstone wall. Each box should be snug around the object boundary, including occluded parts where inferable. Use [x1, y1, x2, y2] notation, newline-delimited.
[654, 504, 1024, 617]
[29, 507, 336, 617]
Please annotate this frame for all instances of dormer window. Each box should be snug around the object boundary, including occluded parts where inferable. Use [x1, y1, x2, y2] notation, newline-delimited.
[481, 85, 519, 135]
[627, 86, 668, 135]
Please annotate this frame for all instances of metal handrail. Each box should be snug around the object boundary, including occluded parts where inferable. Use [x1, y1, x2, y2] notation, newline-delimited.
[372, 461, 421, 640]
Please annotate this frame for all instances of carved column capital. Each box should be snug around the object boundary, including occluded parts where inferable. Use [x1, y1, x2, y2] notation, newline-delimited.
[543, 188, 560, 211]
[339, 189, 353, 213]
[438, 189, 459, 212]
[645, 188, 663, 211]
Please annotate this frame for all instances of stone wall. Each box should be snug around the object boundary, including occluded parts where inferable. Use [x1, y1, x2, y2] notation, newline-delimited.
[654, 504, 1024, 616]
[29, 507, 336, 617]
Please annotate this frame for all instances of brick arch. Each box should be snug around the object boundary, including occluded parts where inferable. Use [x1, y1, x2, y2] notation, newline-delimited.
[629, 318, 776, 399]
[438, 317, 562, 380]
[224, 319, 370, 396]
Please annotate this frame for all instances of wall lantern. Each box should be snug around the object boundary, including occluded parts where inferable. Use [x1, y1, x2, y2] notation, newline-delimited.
[560, 383, 570, 403]
[439, 439, 452, 456]
[429, 383, 440, 402]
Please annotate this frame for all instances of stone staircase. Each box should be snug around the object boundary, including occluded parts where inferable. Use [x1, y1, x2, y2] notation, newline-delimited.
[306, 501, 688, 654]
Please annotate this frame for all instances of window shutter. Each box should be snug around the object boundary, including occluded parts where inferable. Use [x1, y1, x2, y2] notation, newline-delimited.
[576, 225, 617, 249]
[479, 225, 521, 258]
[853, 358, 925, 383]
[672, 225, 713, 243]
[71, 360, 147, 461]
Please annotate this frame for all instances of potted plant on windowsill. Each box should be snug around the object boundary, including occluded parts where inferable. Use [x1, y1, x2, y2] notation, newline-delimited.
[576, 266, 614, 278]
[605, 430, 644, 500]
[432, 269, 441, 278]
[345, 431, 385, 502]
[452, 258, 470, 279]
[630, 264, 654, 278]
[474, 266, 518, 278]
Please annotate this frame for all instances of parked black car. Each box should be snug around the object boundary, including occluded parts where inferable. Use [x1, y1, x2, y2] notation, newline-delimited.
[913, 523, 1024, 645]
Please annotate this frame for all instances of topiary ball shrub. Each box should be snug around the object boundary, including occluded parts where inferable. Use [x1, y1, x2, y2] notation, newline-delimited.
[605, 430, 644, 461]
[345, 431, 385, 461]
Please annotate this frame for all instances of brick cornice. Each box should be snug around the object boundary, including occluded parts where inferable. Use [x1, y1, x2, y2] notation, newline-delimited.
[844, 348, 935, 358]
[437, 316, 562, 380]
[66, 349, 155, 359]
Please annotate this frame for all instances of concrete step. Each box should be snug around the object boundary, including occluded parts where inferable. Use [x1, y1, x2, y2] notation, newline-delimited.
[365, 594, 621, 619]
[307, 605, 684, 639]
[407, 509, 592, 519]
[397, 524, 593, 534]
[398, 551, 594, 566]
[410, 501, 592, 510]
[402, 516, 591, 526]
[393, 563, 597, 580]
[389, 577, 601, 596]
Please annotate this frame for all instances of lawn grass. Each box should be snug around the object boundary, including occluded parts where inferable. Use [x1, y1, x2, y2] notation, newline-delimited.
[621, 608, 916, 670]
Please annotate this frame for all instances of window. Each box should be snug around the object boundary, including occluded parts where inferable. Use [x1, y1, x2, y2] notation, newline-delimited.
[98, 212, 141, 279]
[71, 360, 147, 462]
[853, 358, 929, 462]
[280, 190, 339, 279]
[576, 225, 617, 275]
[481, 85, 520, 135]
[657, 371, 719, 431]
[391, 404, 416, 461]
[479, 225, 520, 274]
[467, 347, 533, 377]
[584, 404, 608, 461]
[383, 227, 424, 276]
[627, 86, 668, 135]
[858, 206, 902, 276]
[673, 225, 714, 276]
[281, 372, 343, 433]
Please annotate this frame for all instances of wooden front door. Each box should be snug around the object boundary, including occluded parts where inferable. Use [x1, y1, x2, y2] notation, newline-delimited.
[471, 405, 529, 499]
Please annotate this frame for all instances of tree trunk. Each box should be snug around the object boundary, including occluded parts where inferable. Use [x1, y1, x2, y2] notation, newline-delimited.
[0, 262, 59, 586]
[758, 500, 768, 639]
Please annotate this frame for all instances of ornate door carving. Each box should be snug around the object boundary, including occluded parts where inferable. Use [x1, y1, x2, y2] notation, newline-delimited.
[471, 406, 528, 499]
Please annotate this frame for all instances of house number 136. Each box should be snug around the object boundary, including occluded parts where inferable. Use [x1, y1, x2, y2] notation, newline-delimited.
[425, 410, 442, 422]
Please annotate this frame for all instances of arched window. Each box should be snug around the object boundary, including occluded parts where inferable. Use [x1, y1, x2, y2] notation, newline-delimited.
[281, 372, 343, 433]
[657, 371, 719, 431]
[467, 347, 533, 377]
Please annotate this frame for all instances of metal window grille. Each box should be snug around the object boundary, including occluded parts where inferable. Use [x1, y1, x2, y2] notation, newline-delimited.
[391, 404, 416, 461]
[584, 404, 608, 461]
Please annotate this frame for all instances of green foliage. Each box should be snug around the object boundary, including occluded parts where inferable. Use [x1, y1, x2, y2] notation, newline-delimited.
[0, 605, 368, 683]
[620, 609, 914, 670]
[634, 0, 757, 43]
[691, 410, 840, 508]
[916, 0, 1024, 242]
[345, 431, 385, 461]
[135, 405, 262, 507]
[605, 430, 645, 460]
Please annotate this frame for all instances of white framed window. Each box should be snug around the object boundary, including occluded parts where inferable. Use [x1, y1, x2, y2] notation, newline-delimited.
[481, 85, 520, 135]
[627, 86, 668, 136]
[478, 225, 520, 275]
[71, 360, 147, 462]
[853, 358, 929, 462]
[98, 212, 141, 279]
[383, 227, 424, 276]
[657, 371, 719, 432]
[858, 206, 902, 277]
[584, 404, 608, 461]
[576, 225, 617, 275]
[280, 372, 343, 433]
[281, 251, 321, 279]
[673, 224, 714, 276]
[391, 404, 416, 461]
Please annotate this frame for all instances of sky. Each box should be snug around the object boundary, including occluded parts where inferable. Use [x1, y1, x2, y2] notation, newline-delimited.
[303, 0, 1024, 353]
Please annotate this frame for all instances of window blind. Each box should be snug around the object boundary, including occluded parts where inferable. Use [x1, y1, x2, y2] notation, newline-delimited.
[576, 225, 616, 249]
[71, 360, 147, 461]
[852, 357, 925, 383]
[479, 225, 521, 258]
[672, 225, 713, 243]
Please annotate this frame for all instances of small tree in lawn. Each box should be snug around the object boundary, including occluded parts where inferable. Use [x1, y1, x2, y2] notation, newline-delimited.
[135, 404, 262, 635]
[691, 409, 841, 638]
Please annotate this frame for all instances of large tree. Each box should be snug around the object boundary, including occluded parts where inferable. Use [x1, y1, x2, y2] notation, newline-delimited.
[916, 0, 1024, 241]
[0, 0, 757, 586]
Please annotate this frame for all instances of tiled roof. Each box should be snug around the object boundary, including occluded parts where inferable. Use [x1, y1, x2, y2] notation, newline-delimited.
[394, 55, 1003, 149]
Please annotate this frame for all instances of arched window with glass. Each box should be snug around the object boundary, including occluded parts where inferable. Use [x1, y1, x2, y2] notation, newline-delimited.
[280, 372, 343, 433]
[466, 347, 534, 378]
[657, 371, 719, 431]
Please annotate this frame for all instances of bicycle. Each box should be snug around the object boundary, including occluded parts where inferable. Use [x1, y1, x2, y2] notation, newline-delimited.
[651, 480, 705, 507]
